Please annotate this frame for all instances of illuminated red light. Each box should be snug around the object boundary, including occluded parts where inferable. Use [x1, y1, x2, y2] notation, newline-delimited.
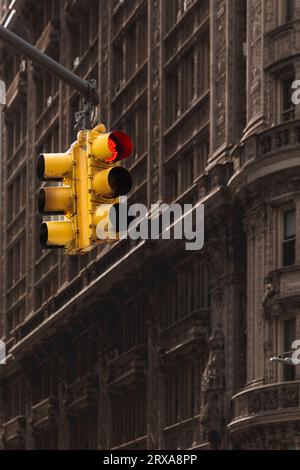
[106, 137, 118, 163]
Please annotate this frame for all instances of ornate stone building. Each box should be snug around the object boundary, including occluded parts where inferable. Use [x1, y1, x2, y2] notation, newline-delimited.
[0, 0, 299, 450]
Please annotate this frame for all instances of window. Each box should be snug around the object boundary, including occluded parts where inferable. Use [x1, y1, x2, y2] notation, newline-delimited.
[35, 67, 59, 118]
[181, 152, 194, 192]
[166, 71, 179, 128]
[278, 0, 294, 24]
[112, 14, 147, 94]
[7, 237, 26, 288]
[163, 259, 209, 327]
[165, 358, 201, 426]
[165, 39, 209, 128]
[198, 34, 210, 96]
[165, 0, 196, 32]
[281, 76, 295, 122]
[6, 103, 27, 157]
[195, 140, 209, 175]
[5, 379, 24, 421]
[168, 166, 179, 201]
[68, 331, 97, 383]
[33, 359, 58, 404]
[283, 318, 296, 381]
[111, 297, 146, 355]
[111, 386, 146, 447]
[282, 208, 295, 267]
[166, 140, 208, 201]
[33, 0, 60, 42]
[165, 0, 181, 32]
[4, 53, 21, 88]
[70, 412, 97, 450]
[35, 273, 58, 309]
[70, 0, 99, 68]
[7, 169, 27, 223]
[121, 105, 147, 163]
[7, 304, 25, 333]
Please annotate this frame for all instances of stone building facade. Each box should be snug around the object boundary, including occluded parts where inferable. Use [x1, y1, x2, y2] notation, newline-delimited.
[0, 0, 299, 450]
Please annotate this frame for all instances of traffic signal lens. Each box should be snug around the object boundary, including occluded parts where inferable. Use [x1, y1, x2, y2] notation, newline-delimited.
[108, 131, 132, 162]
[91, 131, 133, 163]
[108, 167, 132, 195]
[92, 166, 132, 198]
[107, 137, 118, 163]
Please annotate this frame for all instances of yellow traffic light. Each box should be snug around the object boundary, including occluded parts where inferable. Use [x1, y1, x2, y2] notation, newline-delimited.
[92, 167, 132, 198]
[90, 130, 132, 163]
[36, 123, 133, 254]
[37, 153, 72, 181]
[38, 187, 72, 215]
[86, 126, 132, 247]
[37, 148, 76, 251]
[40, 221, 75, 247]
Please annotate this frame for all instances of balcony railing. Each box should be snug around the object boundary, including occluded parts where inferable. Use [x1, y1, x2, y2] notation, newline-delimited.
[31, 397, 58, 430]
[2, 415, 25, 448]
[159, 309, 209, 364]
[66, 373, 98, 413]
[107, 345, 147, 391]
[241, 120, 300, 167]
[229, 380, 300, 434]
[163, 415, 201, 450]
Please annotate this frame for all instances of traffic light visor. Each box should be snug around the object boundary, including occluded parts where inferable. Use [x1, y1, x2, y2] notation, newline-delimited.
[39, 221, 74, 248]
[91, 131, 133, 163]
[37, 153, 72, 181]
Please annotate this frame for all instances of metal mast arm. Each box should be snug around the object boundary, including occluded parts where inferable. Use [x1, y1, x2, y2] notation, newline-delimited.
[0, 24, 99, 104]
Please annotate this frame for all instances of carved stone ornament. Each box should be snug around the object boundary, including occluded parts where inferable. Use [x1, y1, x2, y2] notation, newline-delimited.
[200, 324, 225, 448]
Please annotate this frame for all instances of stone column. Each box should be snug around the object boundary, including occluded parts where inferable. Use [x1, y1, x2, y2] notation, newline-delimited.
[148, 0, 162, 205]
[210, 0, 247, 161]
[146, 290, 161, 450]
[244, 0, 265, 136]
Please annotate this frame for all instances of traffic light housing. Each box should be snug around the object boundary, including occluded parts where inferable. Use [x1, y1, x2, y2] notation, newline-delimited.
[37, 123, 133, 254]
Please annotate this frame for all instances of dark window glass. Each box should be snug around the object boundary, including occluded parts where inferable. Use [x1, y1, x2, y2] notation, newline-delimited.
[282, 209, 296, 266]
[285, 0, 294, 22]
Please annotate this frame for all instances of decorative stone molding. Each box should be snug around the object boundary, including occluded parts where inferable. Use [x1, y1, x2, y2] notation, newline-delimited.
[263, 266, 300, 317]
[158, 309, 209, 367]
[2, 416, 26, 449]
[200, 325, 225, 449]
[30, 397, 58, 430]
[106, 345, 147, 393]
[229, 381, 300, 448]
[66, 373, 98, 415]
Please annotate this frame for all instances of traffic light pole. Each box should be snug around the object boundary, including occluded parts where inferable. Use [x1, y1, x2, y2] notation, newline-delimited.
[0, 24, 98, 127]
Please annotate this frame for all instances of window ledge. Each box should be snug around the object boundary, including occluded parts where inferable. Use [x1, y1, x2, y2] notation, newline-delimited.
[265, 18, 298, 38]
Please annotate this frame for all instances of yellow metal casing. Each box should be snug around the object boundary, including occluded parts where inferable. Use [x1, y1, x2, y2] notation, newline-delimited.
[85, 125, 132, 250]
[40, 221, 75, 247]
[38, 187, 72, 215]
[37, 123, 133, 254]
[37, 147, 77, 251]
[37, 153, 73, 181]
[90, 129, 132, 164]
